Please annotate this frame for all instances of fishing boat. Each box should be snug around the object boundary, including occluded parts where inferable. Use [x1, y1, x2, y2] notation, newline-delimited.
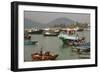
[25, 28, 43, 34]
[28, 29, 43, 34]
[43, 30, 59, 36]
[72, 42, 90, 53]
[58, 31, 79, 45]
[32, 47, 58, 61]
[58, 28, 86, 46]
[75, 42, 90, 52]
[43, 31, 59, 36]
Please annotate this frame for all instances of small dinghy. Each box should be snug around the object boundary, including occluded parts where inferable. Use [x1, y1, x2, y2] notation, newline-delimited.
[24, 40, 38, 45]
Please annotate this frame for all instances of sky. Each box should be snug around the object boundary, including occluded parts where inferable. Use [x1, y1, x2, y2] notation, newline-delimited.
[24, 11, 90, 24]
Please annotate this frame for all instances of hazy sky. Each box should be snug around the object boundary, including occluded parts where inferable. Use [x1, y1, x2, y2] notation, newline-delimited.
[24, 11, 90, 24]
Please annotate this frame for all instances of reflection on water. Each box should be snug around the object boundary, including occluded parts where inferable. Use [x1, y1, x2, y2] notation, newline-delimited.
[24, 31, 90, 61]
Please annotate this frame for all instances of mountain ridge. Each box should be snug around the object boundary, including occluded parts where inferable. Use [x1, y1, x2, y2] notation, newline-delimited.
[24, 17, 74, 29]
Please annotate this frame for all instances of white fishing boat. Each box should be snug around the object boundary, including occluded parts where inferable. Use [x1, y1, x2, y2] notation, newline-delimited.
[58, 28, 86, 46]
[43, 28, 59, 36]
[58, 33, 79, 40]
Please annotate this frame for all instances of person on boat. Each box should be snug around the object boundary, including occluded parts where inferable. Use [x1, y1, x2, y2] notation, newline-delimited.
[45, 51, 50, 56]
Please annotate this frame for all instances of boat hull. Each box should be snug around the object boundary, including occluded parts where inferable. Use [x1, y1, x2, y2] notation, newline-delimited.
[24, 41, 38, 45]
[28, 30, 43, 34]
[31, 52, 58, 61]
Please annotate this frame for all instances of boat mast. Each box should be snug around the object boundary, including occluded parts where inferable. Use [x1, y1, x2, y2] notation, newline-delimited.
[40, 46, 43, 56]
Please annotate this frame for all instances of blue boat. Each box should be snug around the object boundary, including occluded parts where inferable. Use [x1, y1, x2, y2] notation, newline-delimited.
[24, 40, 38, 45]
[75, 42, 90, 52]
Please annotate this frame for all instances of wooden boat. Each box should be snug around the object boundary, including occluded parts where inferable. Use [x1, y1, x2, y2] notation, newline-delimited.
[32, 47, 58, 61]
[32, 51, 58, 61]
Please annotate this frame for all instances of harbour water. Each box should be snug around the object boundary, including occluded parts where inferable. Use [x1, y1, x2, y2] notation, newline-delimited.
[24, 30, 90, 61]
